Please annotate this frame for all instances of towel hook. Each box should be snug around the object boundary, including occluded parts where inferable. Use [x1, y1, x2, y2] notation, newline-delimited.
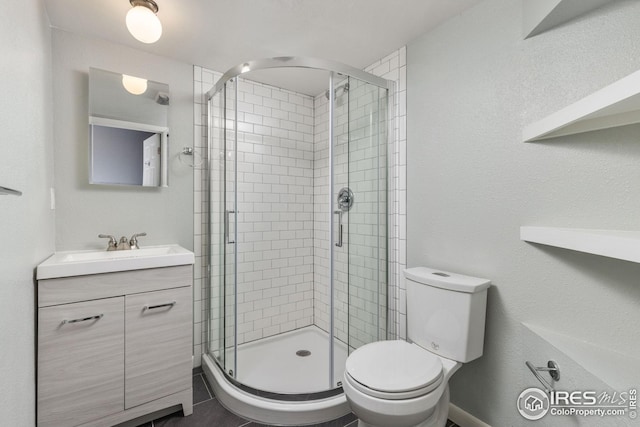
[178, 146, 203, 168]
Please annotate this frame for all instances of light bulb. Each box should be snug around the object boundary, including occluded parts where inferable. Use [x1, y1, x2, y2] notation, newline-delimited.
[126, 4, 162, 44]
[241, 63, 251, 73]
[122, 74, 148, 95]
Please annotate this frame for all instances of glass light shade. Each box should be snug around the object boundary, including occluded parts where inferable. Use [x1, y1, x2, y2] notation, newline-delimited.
[126, 5, 162, 44]
[122, 74, 148, 95]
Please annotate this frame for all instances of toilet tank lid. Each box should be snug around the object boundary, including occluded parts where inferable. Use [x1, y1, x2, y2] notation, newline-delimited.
[404, 267, 490, 293]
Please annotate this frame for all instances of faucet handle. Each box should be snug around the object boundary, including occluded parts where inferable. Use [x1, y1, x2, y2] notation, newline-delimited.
[129, 232, 147, 249]
[98, 234, 117, 251]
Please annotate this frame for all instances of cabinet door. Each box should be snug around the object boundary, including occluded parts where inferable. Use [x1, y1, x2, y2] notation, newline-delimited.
[125, 286, 192, 408]
[38, 297, 124, 427]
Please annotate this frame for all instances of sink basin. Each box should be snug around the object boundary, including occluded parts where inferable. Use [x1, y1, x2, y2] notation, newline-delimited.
[37, 244, 194, 279]
[60, 245, 180, 262]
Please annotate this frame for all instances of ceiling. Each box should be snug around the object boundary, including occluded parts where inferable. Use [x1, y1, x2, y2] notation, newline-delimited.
[43, 0, 481, 95]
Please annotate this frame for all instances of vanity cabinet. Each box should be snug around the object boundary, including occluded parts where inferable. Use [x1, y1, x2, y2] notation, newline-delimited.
[37, 265, 193, 427]
[125, 286, 192, 409]
[38, 297, 125, 427]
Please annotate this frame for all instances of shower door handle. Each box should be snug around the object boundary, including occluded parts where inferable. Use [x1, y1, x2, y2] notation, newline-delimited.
[225, 210, 235, 244]
[334, 210, 343, 248]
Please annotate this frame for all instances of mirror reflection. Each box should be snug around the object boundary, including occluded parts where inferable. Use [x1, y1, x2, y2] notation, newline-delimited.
[88, 67, 169, 187]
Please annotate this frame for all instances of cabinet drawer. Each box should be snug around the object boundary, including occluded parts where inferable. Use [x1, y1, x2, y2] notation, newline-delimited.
[125, 286, 192, 408]
[38, 265, 192, 307]
[38, 297, 124, 427]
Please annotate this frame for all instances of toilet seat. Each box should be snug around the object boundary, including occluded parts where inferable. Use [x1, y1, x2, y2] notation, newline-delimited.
[345, 340, 443, 400]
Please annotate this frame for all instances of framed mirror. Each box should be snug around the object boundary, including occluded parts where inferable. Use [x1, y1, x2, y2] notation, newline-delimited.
[88, 67, 169, 187]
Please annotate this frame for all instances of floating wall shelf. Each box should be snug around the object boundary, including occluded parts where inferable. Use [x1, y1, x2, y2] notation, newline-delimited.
[520, 226, 640, 264]
[523, 69, 640, 142]
[523, 0, 615, 39]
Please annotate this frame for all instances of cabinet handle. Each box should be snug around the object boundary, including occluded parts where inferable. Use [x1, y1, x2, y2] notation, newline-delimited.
[142, 301, 176, 312]
[61, 314, 103, 325]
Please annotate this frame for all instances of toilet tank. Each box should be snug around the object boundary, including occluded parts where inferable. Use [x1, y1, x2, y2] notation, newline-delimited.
[404, 267, 490, 363]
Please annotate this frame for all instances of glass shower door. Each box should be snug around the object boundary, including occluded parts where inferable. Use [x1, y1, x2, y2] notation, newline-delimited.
[330, 74, 350, 389]
[331, 75, 388, 387]
[331, 76, 388, 363]
[208, 78, 237, 378]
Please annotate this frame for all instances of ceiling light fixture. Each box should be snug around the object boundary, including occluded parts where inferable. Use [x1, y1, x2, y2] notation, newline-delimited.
[126, 0, 162, 44]
[122, 74, 148, 95]
[240, 63, 251, 73]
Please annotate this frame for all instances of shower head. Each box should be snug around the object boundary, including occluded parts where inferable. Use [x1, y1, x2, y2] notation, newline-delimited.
[325, 82, 349, 100]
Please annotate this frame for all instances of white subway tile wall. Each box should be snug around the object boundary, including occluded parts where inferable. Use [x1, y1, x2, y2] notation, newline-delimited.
[232, 79, 316, 345]
[192, 46, 407, 366]
[201, 76, 317, 359]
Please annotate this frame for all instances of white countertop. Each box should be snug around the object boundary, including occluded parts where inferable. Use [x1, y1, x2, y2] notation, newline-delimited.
[36, 244, 195, 280]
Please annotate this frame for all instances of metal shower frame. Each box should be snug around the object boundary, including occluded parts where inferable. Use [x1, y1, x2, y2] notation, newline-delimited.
[205, 56, 395, 392]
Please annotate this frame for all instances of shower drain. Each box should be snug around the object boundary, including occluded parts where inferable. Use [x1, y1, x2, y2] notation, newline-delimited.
[296, 349, 311, 357]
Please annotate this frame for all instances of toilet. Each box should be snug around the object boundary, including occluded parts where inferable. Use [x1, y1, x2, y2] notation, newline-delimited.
[343, 267, 490, 427]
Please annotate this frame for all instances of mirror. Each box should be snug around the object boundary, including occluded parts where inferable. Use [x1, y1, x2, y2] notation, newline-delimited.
[89, 68, 169, 187]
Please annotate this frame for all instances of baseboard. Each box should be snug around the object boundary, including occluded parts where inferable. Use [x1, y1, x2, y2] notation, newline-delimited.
[448, 403, 491, 427]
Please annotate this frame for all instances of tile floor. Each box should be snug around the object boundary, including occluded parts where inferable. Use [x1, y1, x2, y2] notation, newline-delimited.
[137, 368, 460, 427]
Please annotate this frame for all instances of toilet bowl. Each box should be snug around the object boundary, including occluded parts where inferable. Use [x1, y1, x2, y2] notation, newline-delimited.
[343, 340, 461, 427]
[343, 267, 490, 427]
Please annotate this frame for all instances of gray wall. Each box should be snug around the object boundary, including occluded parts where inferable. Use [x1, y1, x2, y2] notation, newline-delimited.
[407, 0, 640, 425]
[0, 0, 54, 424]
[52, 30, 194, 250]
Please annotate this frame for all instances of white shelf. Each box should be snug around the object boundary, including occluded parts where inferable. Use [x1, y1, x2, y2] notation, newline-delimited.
[520, 226, 640, 263]
[523, 69, 640, 142]
[523, 0, 614, 39]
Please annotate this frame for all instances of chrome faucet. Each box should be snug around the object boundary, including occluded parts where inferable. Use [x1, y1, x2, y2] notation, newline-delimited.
[129, 232, 147, 249]
[116, 236, 131, 251]
[98, 234, 118, 251]
[99, 232, 147, 250]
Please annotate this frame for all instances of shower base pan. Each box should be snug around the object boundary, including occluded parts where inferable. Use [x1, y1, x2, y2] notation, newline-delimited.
[202, 326, 351, 425]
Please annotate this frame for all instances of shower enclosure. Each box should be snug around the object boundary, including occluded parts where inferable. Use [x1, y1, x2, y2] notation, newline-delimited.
[202, 57, 392, 424]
